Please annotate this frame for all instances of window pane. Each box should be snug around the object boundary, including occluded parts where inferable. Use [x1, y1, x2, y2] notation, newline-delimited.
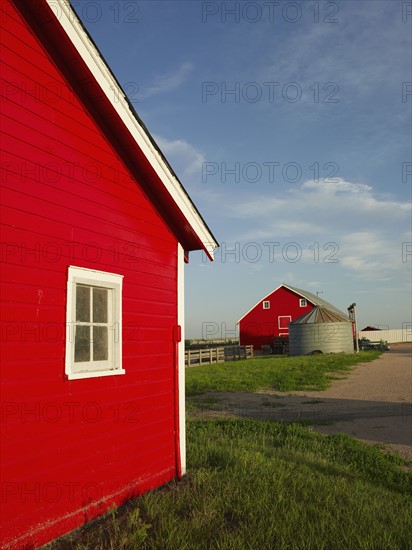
[93, 326, 108, 361]
[74, 325, 90, 362]
[76, 285, 90, 322]
[93, 288, 108, 323]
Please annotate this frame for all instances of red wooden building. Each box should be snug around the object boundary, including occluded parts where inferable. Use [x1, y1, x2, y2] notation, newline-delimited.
[0, 0, 218, 547]
[238, 284, 346, 350]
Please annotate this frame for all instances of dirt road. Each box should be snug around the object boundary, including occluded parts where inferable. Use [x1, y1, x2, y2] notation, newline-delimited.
[192, 343, 412, 459]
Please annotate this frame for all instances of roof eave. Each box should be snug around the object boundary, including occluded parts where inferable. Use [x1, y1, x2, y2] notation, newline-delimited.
[237, 284, 286, 324]
[19, 0, 218, 258]
[237, 283, 347, 324]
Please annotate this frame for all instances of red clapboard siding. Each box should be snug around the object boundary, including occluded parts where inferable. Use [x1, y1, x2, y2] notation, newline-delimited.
[0, 1, 183, 547]
[239, 285, 314, 349]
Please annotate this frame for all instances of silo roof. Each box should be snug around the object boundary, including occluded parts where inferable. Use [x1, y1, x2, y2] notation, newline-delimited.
[291, 306, 351, 324]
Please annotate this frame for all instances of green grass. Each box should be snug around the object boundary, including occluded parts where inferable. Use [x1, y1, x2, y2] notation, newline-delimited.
[50, 350, 409, 548]
[186, 351, 381, 396]
[52, 419, 412, 549]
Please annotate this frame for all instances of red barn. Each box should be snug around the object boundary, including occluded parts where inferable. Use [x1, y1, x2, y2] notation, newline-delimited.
[238, 284, 346, 350]
[0, 0, 218, 547]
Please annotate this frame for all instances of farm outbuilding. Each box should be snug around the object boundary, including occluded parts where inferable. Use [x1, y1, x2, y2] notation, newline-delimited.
[0, 0, 218, 547]
[238, 283, 348, 351]
[289, 306, 354, 356]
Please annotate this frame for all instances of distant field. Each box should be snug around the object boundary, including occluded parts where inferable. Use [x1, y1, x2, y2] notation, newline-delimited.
[185, 351, 381, 396]
[50, 419, 412, 549]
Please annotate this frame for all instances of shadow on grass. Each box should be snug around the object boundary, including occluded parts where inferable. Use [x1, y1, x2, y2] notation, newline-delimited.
[188, 394, 412, 448]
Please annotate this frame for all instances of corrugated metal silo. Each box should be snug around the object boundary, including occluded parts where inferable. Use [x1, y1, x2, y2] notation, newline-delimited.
[289, 306, 354, 356]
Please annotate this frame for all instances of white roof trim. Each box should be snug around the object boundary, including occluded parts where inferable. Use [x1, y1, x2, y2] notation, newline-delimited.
[236, 283, 324, 324]
[237, 283, 345, 324]
[46, 0, 217, 257]
[237, 284, 285, 324]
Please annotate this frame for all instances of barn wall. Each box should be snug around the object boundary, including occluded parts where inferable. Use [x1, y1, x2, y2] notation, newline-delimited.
[239, 286, 313, 349]
[1, 2, 179, 547]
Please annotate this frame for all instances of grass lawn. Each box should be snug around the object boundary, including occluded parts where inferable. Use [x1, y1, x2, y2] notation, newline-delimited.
[49, 350, 410, 549]
[50, 419, 412, 549]
[186, 351, 381, 396]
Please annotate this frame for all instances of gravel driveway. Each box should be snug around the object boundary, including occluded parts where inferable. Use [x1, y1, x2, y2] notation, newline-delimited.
[192, 343, 412, 459]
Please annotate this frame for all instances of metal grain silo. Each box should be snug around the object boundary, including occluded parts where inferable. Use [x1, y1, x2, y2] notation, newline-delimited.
[289, 306, 354, 356]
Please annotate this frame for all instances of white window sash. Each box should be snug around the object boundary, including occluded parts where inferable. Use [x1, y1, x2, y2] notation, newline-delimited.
[66, 266, 124, 380]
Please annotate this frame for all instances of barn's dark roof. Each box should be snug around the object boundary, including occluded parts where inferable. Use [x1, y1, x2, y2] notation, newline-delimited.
[237, 283, 348, 324]
[284, 284, 347, 317]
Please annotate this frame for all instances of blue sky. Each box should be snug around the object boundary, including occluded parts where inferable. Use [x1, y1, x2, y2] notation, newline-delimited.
[76, 0, 412, 338]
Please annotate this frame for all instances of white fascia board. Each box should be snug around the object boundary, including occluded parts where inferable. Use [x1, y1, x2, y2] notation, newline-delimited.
[236, 284, 284, 324]
[47, 0, 217, 258]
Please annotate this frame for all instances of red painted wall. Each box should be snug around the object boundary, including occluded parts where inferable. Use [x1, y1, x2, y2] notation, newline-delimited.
[1, 2, 179, 547]
[239, 286, 314, 350]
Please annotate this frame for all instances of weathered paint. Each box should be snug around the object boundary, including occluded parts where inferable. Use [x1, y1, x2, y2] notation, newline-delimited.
[0, 0, 216, 547]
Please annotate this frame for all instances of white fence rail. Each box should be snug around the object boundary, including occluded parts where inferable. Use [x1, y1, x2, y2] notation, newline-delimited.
[185, 346, 253, 367]
[359, 329, 412, 344]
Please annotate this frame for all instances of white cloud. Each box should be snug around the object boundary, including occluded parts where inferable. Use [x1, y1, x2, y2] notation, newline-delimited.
[145, 141, 409, 283]
[302, 179, 372, 194]
[154, 134, 205, 181]
[149, 141, 410, 284]
[142, 62, 193, 98]
[339, 232, 407, 278]
[152, 135, 226, 212]
[258, 5, 409, 101]
[228, 178, 409, 230]
[223, 178, 410, 280]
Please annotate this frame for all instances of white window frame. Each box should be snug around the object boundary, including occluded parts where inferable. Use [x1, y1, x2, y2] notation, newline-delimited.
[299, 298, 307, 307]
[263, 301, 270, 309]
[278, 315, 292, 330]
[65, 266, 124, 380]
